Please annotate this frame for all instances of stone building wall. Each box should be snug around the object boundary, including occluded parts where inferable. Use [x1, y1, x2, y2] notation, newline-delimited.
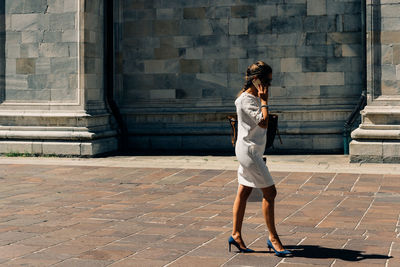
[379, 0, 400, 96]
[350, 0, 400, 163]
[4, 0, 78, 103]
[0, 0, 117, 156]
[116, 0, 363, 152]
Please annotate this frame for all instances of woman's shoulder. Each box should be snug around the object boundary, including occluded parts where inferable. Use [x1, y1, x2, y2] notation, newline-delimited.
[235, 93, 259, 112]
[239, 93, 258, 105]
[236, 92, 255, 101]
[235, 93, 245, 106]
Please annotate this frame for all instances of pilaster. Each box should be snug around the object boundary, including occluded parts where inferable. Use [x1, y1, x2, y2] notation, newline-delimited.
[0, 0, 117, 156]
[350, 0, 400, 162]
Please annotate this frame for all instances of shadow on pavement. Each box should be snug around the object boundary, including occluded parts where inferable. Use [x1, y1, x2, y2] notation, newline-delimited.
[281, 245, 393, 261]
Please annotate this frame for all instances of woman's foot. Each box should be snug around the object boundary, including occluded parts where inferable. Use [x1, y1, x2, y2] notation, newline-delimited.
[231, 233, 248, 250]
[229, 234, 254, 253]
[268, 235, 285, 251]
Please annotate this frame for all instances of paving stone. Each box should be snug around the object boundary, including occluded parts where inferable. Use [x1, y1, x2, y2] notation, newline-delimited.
[0, 244, 41, 259]
[171, 255, 227, 266]
[3, 257, 61, 266]
[0, 162, 395, 266]
[52, 258, 113, 267]
[109, 257, 169, 267]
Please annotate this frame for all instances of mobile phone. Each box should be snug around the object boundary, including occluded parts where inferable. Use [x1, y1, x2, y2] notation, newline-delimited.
[252, 78, 262, 89]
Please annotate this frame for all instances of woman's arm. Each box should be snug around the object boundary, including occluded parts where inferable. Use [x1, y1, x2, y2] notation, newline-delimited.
[256, 83, 269, 129]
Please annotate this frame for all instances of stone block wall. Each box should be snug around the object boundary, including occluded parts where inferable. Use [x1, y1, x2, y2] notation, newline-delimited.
[117, 0, 364, 152]
[379, 1, 400, 96]
[4, 0, 79, 103]
[0, 0, 118, 156]
[350, 0, 400, 163]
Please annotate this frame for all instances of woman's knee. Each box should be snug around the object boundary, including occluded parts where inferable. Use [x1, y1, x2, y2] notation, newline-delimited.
[262, 185, 277, 201]
[238, 185, 253, 199]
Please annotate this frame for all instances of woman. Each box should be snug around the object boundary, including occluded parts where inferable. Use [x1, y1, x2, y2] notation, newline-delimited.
[228, 61, 291, 257]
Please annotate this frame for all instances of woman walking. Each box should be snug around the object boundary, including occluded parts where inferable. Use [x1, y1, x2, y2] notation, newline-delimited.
[229, 61, 291, 257]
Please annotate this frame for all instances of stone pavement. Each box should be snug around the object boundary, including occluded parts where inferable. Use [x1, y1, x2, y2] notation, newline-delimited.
[0, 155, 399, 266]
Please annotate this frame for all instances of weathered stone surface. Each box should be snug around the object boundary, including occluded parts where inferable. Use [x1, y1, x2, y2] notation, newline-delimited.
[150, 89, 176, 99]
[50, 58, 77, 74]
[231, 5, 255, 18]
[49, 13, 75, 30]
[229, 18, 248, 35]
[303, 16, 336, 32]
[20, 43, 39, 58]
[283, 72, 344, 86]
[38, 43, 69, 58]
[157, 8, 182, 19]
[16, 58, 35, 74]
[302, 57, 327, 72]
[307, 0, 326, 16]
[327, 1, 360, 16]
[272, 16, 302, 33]
[281, 58, 302, 73]
[343, 14, 361, 32]
[145, 59, 179, 73]
[154, 47, 179, 59]
[183, 7, 206, 19]
[21, 31, 41, 43]
[11, 14, 40, 31]
[278, 3, 307, 17]
[206, 6, 230, 19]
[306, 33, 326, 45]
[154, 20, 179, 36]
[181, 19, 213, 35]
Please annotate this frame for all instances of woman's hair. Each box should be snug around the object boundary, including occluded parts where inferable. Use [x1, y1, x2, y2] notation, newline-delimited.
[237, 61, 272, 98]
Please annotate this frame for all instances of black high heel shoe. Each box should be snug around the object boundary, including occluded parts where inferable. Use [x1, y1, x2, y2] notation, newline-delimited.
[228, 236, 254, 253]
[267, 239, 292, 257]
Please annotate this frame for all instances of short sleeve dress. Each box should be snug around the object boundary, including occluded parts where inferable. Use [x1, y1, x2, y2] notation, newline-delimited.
[234, 92, 274, 188]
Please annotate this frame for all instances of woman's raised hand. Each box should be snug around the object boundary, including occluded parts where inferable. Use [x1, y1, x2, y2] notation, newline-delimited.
[256, 82, 268, 102]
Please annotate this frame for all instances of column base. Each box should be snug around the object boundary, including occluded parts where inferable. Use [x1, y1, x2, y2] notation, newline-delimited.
[0, 138, 118, 156]
[349, 140, 400, 163]
[0, 111, 118, 156]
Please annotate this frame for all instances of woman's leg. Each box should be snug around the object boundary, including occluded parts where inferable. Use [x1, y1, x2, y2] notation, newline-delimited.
[232, 184, 253, 248]
[261, 185, 285, 251]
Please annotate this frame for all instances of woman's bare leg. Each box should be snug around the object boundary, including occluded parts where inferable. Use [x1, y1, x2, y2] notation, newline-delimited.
[261, 185, 285, 251]
[232, 184, 253, 248]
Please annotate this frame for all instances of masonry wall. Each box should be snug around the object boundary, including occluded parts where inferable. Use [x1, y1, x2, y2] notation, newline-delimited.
[379, 1, 400, 97]
[4, 0, 79, 103]
[0, 0, 118, 156]
[116, 0, 363, 152]
[350, 0, 400, 163]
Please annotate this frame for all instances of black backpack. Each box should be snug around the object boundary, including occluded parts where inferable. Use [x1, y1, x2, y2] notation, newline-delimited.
[228, 114, 282, 151]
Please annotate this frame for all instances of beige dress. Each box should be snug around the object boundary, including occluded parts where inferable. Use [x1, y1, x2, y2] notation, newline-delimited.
[234, 92, 274, 188]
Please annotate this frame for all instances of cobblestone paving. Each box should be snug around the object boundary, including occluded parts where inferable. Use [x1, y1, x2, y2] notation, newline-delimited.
[0, 164, 398, 266]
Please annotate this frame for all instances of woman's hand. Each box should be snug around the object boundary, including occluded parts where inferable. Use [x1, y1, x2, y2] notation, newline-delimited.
[256, 82, 268, 102]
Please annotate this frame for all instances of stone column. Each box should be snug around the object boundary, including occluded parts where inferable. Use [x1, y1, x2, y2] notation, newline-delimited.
[350, 0, 400, 162]
[0, 0, 117, 156]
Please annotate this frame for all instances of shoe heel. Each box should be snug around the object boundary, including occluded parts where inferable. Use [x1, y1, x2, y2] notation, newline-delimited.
[229, 243, 231, 252]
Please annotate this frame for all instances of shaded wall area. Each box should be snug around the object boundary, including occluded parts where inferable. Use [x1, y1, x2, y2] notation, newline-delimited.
[115, 0, 363, 153]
